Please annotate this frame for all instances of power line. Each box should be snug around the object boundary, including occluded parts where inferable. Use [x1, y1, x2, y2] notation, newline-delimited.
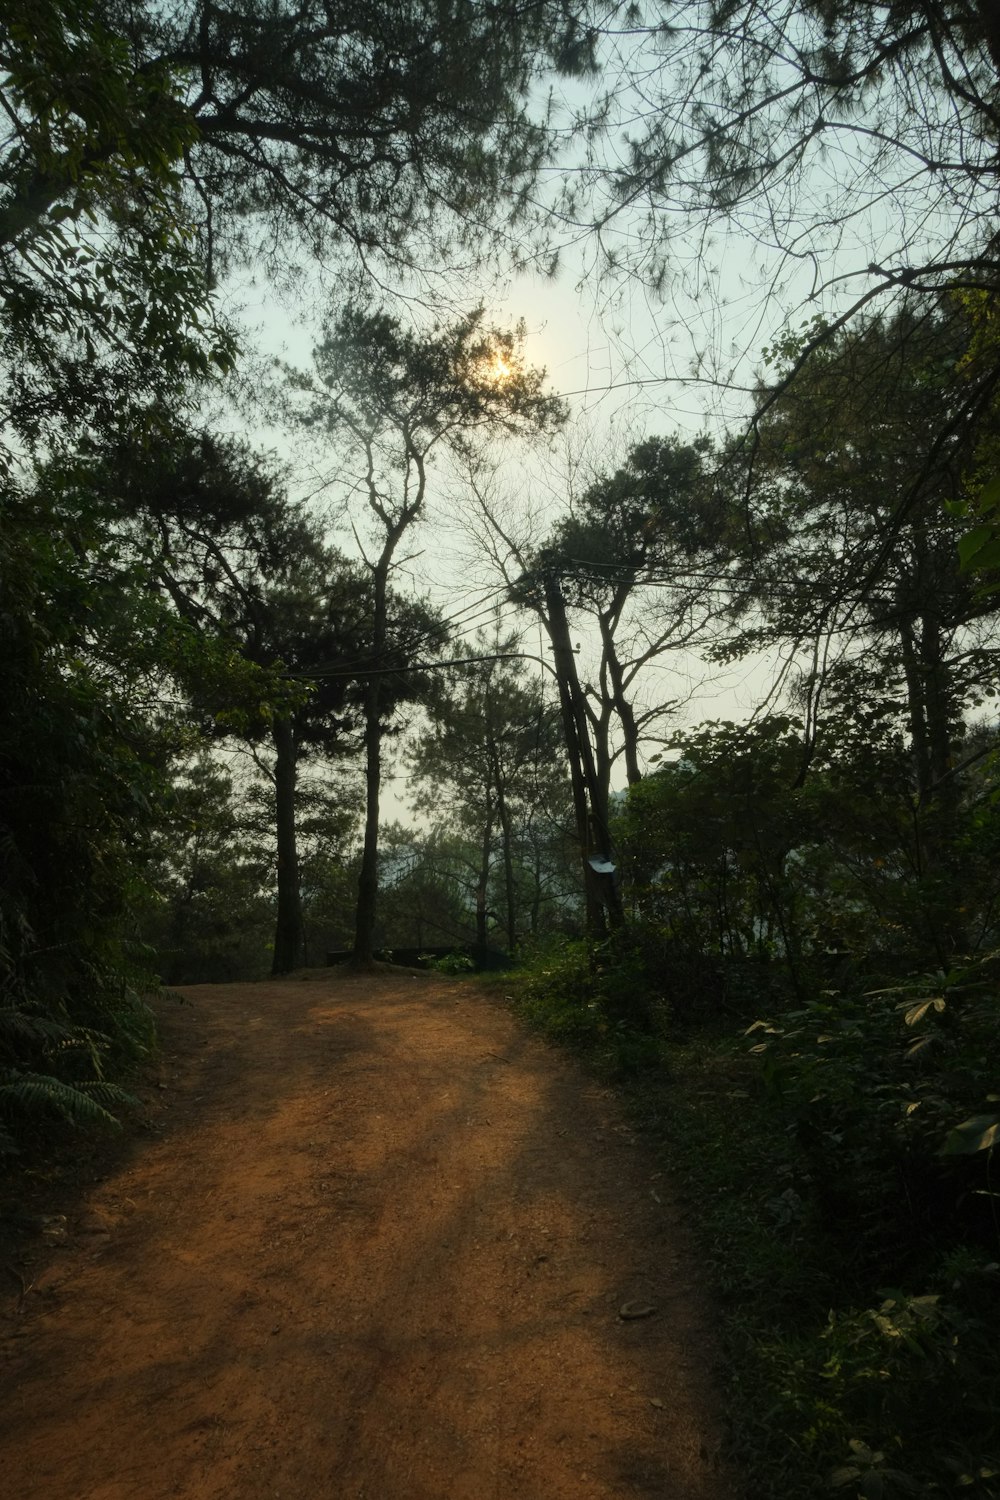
[300, 580, 512, 678]
[299, 650, 552, 680]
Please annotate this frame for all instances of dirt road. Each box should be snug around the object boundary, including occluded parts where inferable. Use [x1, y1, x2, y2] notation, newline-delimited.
[0, 970, 736, 1500]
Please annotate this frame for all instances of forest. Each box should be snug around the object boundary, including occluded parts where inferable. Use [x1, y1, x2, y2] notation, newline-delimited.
[3, 1, 1000, 1495]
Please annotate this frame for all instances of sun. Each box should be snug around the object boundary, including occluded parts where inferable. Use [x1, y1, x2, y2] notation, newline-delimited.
[468, 347, 515, 391]
[464, 327, 525, 392]
[490, 353, 513, 384]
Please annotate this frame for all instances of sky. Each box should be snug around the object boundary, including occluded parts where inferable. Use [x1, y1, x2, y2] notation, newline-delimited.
[214, 223, 841, 823]
[209, 35, 961, 825]
[223, 251, 792, 824]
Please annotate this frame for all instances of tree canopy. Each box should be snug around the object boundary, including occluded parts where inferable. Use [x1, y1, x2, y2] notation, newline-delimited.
[50, 0, 597, 285]
[575, 1, 1000, 312]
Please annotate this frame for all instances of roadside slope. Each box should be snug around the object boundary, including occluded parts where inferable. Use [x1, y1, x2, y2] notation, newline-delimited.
[0, 970, 736, 1500]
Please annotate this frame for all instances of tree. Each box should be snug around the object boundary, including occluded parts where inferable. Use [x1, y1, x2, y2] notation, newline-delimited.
[0, 463, 181, 1151]
[535, 435, 730, 797]
[143, 753, 276, 983]
[1, 0, 236, 459]
[0, 0, 581, 1143]
[292, 304, 565, 964]
[0, 0, 243, 1146]
[476, 433, 729, 930]
[725, 304, 1000, 956]
[375, 825, 481, 952]
[0, 0, 600, 465]
[165, 0, 597, 276]
[410, 630, 571, 953]
[80, 423, 350, 972]
[256, 574, 445, 974]
[101, 422, 451, 973]
[619, 718, 825, 973]
[237, 557, 369, 976]
[574, 2, 1000, 332]
[747, 312, 999, 780]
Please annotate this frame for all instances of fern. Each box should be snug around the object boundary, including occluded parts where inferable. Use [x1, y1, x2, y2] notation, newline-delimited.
[0, 1003, 71, 1048]
[0, 1070, 134, 1136]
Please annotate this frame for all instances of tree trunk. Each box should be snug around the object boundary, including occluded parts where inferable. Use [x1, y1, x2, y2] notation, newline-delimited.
[542, 573, 605, 932]
[475, 795, 494, 956]
[899, 606, 965, 958]
[899, 619, 934, 817]
[530, 839, 543, 936]
[490, 743, 518, 953]
[544, 576, 625, 931]
[605, 636, 643, 786]
[352, 434, 422, 964]
[271, 715, 302, 975]
[354, 671, 382, 966]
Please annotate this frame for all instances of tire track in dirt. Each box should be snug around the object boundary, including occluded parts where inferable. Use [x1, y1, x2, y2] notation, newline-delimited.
[0, 970, 737, 1500]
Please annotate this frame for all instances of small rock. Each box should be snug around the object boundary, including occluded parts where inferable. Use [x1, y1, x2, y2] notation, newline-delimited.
[618, 1302, 658, 1320]
[78, 1210, 112, 1236]
[40, 1218, 68, 1245]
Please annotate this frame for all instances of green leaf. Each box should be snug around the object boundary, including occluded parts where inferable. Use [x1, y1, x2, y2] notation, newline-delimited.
[958, 526, 1000, 571]
[829, 1466, 860, 1489]
[941, 1114, 1000, 1155]
[978, 474, 1000, 513]
[903, 998, 945, 1026]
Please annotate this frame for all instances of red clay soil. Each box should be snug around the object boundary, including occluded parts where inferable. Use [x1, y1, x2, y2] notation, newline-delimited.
[0, 970, 738, 1500]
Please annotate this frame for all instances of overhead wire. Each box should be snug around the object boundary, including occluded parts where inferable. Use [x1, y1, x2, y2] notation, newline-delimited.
[300, 579, 513, 679]
[297, 516, 917, 683]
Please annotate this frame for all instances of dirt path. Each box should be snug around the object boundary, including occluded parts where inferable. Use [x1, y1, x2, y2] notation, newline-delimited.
[0, 970, 736, 1500]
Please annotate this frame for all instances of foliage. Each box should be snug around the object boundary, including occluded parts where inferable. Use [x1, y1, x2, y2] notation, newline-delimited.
[511, 935, 666, 1074]
[372, 826, 479, 951]
[619, 718, 829, 968]
[511, 962, 1000, 1498]
[571, 2, 1000, 344]
[297, 304, 567, 466]
[410, 630, 575, 951]
[740, 307, 1000, 824]
[745, 959, 1000, 1278]
[142, 754, 276, 983]
[107, 0, 596, 283]
[143, 744, 369, 982]
[0, 0, 235, 458]
[0, 475, 166, 1152]
[426, 951, 476, 976]
[620, 698, 1000, 978]
[644, 1020, 1000, 1500]
[0, 1070, 139, 1157]
[959, 473, 1000, 596]
[520, 722, 1000, 1495]
[952, 292, 1000, 598]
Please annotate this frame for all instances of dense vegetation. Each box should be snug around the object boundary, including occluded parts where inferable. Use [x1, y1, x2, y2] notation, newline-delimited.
[4, 1, 1000, 1495]
[504, 300, 1000, 1498]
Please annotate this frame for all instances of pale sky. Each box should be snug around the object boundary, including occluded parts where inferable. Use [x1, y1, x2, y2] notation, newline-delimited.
[212, 221, 832, 826]
[209, 41, 948, 827]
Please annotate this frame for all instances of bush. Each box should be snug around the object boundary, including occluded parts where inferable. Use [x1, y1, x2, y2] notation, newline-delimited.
[426, 951, 475, 975]
[745, 955, 1000, 1278]
[511, 935, 666, 1073]
[510, 926, 1000, 1497]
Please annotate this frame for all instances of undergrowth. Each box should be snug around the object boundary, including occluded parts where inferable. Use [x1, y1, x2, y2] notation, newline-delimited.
[503, 936, 1000, 1500]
